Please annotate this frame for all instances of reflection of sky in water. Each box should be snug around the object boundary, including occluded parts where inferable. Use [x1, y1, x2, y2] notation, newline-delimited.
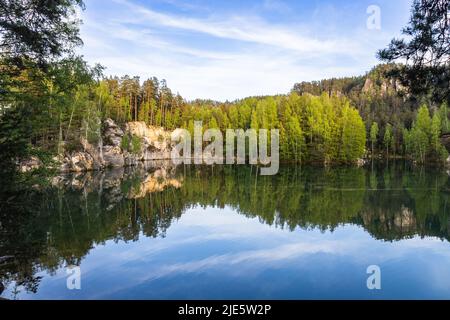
[5, 205, 450, 300]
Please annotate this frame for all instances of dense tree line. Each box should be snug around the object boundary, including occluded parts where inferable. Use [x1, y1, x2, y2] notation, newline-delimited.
[292, 63, 450, 163]
[375, 0, 450, 162]
[92, 78, 366, 163]
[0, 0, 98, 182]
[1, 0, 449, 185]
[3, 58, 447, 169]
[2, 58, 368, 165]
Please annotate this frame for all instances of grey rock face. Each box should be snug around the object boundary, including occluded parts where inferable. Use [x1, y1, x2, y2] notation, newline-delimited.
[22, 119, 175, 173]
[103, 145, 125, 168]
[103, 118, 124, 147]
[18, 156, 42, 173]
[441, 134, 450, 154]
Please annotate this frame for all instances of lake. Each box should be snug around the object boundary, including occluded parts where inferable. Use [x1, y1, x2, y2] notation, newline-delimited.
[1, 162, 450, 299]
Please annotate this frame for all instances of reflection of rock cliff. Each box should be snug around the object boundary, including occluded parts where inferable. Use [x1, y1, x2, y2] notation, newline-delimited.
[3, 164, 450, 296]
[359, 205, 419, 240]
[394, 206, 416, 230]
[48, 164, 450, 244]
[126, 167, 182, 199]
[52, 161, 182, 210]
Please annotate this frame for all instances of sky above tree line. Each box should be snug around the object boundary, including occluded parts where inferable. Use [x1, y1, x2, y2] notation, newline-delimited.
[79, 0, 413, 101]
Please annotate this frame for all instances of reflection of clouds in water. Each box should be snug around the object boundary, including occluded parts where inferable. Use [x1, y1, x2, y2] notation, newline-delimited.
[6, 204, 450, 299]
[81, 207, 450, 298]
[4, 163, 450, 300]
[137, 241, 352, 281]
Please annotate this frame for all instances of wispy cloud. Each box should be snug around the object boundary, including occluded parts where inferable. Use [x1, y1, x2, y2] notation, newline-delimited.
[113, 0, 360, 55]
[262, 0, 291, 14]
[79, 0, 411, 101]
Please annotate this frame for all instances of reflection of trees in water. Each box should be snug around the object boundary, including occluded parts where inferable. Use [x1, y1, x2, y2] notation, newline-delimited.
[1, 162, 449, 296]
[359, 163, 450, 241]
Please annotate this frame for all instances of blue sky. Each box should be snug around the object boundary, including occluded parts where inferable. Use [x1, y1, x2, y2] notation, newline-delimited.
[78, 0, 413, 101]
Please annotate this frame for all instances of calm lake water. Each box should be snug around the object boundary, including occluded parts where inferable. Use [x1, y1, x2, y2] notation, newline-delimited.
[1, 162, 450, 299]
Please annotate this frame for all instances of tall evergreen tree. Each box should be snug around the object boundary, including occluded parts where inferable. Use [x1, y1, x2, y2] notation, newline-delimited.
[384, 124, 394, 158]
[378, 0, 450, 107]
[370, 122, 379, 156]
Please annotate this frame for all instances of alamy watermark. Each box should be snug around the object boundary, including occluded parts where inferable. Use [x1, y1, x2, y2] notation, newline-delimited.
[171, 121, 280, 176]
[66, 266, 81, 290]
[366, 265, 381, 290]
[367, 5, 381, 30]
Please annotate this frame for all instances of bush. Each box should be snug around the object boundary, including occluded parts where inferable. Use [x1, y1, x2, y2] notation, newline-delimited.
[121, 134, 130, 151]
[131, 135, 142, 154]
[120, 134, 141, 154]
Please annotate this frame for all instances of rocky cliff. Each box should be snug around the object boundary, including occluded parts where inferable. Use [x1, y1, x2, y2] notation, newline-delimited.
[20, 119, 175, 173]
[441, 133, 450, 153]
[69, 118, 175, 172]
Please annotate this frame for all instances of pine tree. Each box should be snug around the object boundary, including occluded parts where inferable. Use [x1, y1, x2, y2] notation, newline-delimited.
[431, 112, 442, 153]
[439, 102, 449, 132]
[370, 122, 379, 157]
[250, 110, 259, 131]
[384, 124, 393, 158]
[341, 106, 366, 162]
[286, 115, 305, 162]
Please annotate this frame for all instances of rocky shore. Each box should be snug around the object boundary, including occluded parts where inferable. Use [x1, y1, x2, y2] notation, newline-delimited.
[20, 119, 177, 173]
[17, 118, 450, 174]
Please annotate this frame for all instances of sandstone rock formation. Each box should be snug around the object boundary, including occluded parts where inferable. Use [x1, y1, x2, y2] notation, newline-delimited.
[125, 121, 173, 161]
[103, 118, 124, 147]
[19, 119, 176, 173]
[103, 145, 124, 168]
[18, 156, 42, 173]
[441, 133, 450, 154]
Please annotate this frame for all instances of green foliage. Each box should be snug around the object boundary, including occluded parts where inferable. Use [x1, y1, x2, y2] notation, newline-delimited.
[138, 101, 150, 123]
[0, 0, 92, 181]
[121, 134, 130, 151]
[1, 0, 448, 173]
[340, 105, 367, 162]
[416, 105, 432, 135]
[250, 110, 259, 131]
[378, 0, 450, 106]
[165, 93, 361, 162]
[131, 135, 142, 154]
[431, 112, 442, 152]
[439, 102, 449, 132]
[120, 134, 141, 155]
[94, 83, 368, 163]
[370, 122, 379, 155]
[0, 0, 85, 71]
[0, 106, 32, 178]
[410, 126, 429, 163]
[208, 117, 219, 130]
[293, 65, 409, 155]
[403, 104, 448, 163]
[384, 124, 394, 157]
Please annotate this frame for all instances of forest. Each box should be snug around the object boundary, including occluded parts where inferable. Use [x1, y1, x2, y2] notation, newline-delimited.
[1, 0, 449, 182]
[1, 0, 450, 301]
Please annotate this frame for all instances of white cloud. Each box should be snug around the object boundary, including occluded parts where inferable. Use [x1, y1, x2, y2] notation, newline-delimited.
[79, 0, 393, 100]
[113, 0, 361, 55]
[262, 0, 291, 14]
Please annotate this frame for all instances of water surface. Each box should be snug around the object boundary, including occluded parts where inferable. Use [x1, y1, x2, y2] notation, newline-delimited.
[1, 162, 450, 299]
